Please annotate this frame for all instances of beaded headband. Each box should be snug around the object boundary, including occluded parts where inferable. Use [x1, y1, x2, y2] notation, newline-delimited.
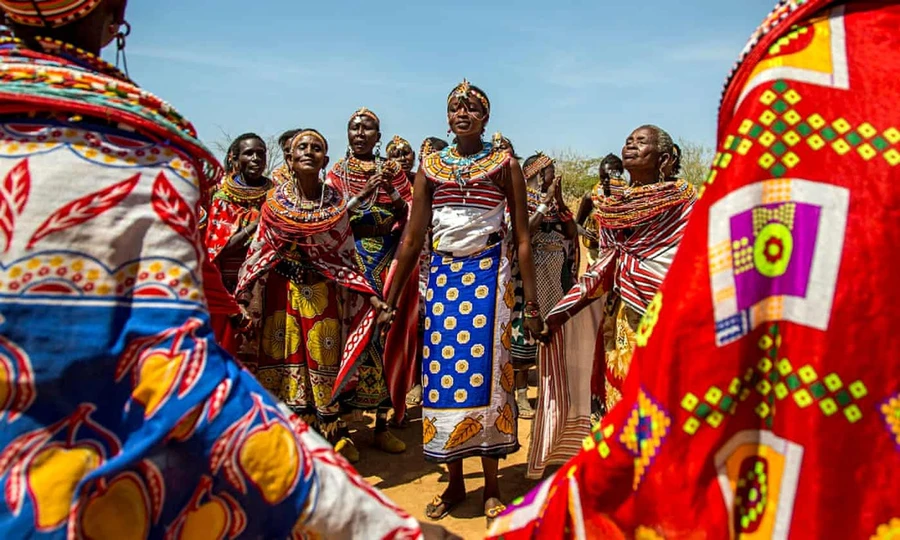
[420, 139, 436, 158]
[0, 0, 101, 28]
[349, 107, 380, 126]
[447, 79, 490, 115]
[386, 135, 411, 155]
[523, 152, 555, 179]
[290, 129, 329, 153]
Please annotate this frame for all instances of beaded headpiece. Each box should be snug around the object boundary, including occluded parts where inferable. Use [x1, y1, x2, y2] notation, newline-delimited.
[447, 79, 490, 115]
[419, 138, 439, 159]
[523, 152, 555, 179]
[0, 0, 101, 28]
[290, 129, 328, 153]
[349, 107, 380, 126]
[386, 135, 411, 155]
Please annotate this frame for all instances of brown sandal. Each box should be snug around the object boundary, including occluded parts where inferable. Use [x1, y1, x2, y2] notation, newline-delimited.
[484, 497, 507, 527]
[425, 494, 464, 521]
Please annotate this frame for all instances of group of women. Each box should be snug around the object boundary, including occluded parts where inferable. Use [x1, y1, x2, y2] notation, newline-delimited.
[200, 81, 697, 523]
[0, 0, 727, 537]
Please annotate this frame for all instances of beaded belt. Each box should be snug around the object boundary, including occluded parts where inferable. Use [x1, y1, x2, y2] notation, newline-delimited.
[352, 223, 395, 238]
[275, 260, 325, 285]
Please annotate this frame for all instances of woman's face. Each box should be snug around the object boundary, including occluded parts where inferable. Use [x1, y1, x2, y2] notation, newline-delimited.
[236, 138, 267, 181]
[291, 134, 328, 177]
[348, 115, 380, 156]
[447, 95, 487, 137]
[541, 164, 556, 186]
[389, 146, 416, 173]
[622, 127, 662, 174]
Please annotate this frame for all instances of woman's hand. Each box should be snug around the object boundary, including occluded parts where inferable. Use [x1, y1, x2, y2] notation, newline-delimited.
[360, 173, 384, 198]
[542, 176, 561, 206]
[371, 296, 396, 338]
[523, 316, 549, 343]
[553, 176, 566, 205]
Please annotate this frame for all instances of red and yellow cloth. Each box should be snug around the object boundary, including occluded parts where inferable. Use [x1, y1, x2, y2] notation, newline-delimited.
[491, 1, 900, 538]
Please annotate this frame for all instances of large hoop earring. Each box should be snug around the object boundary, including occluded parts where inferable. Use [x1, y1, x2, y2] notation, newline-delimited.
[115, 21, 131, 76]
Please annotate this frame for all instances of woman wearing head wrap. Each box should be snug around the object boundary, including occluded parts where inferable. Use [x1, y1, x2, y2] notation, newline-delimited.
[325, 108, 419, 461]
[381, 80, 544, 522]
[526, 124, 696, 479]
[0, 2, 448, 537]
[492, 1, 900, 538]
[387, 134, 416, 183]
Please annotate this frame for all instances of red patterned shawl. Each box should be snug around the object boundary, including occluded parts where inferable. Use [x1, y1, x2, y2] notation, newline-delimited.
[235, 184, 379, 401]
[492, 2, 900, 538]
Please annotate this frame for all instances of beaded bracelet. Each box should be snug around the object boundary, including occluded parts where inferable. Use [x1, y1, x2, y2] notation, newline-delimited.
[389, 188, 402, 202]
[523, 301, 541, 319]
[535, 203, 549, 215]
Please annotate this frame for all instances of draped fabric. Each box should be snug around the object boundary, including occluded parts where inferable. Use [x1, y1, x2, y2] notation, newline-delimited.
[0, 40, 420, 539]
[526, 181, 694, 479]
[492, 2, 900, 538]
[327, 158, 419, 420]
[236, 184, 380, 410]
[235, 183, 381, 436]
[204, 174, 270, 289]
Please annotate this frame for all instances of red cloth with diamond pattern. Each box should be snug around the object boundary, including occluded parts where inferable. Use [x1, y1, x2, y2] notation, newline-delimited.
[487, 2, 900, 538]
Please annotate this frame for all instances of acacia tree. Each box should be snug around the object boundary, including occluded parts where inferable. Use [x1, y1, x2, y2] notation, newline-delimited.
[677, 139, 715, 187]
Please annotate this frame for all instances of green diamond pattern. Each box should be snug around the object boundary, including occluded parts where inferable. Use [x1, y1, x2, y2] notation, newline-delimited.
[680, 325, 870, 436]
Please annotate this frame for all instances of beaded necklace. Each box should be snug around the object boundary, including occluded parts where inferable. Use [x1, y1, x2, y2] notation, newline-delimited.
[423, 141, 509, 187]
[595, 180, 695, 229]
[334, 155, 405, 206]
[33, 36, 130, 81]
[265, 182, 344, 235]
[218, 174, 271, 206]
[0, 36, 204, 141]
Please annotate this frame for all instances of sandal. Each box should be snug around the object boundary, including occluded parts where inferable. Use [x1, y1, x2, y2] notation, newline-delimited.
[484, 497, 507, 527]
[425, 494, 464, 521]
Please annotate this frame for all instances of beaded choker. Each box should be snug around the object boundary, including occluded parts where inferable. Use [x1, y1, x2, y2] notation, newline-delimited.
[422, 141, 509, 186]
[218, 174, 271, 205]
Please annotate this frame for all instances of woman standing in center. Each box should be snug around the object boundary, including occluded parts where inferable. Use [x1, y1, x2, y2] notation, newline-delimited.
[382, 81, 544, 521]
[326, 108, 418, 458]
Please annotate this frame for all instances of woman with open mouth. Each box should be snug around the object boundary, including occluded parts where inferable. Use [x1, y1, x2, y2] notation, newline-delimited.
[325, 108, 419, 463]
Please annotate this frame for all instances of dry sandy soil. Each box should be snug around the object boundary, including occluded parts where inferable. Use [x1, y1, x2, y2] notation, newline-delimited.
[351, 391, 544, 540]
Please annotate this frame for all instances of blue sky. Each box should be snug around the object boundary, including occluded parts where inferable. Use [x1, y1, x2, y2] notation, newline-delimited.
[106, 0, 777, 162]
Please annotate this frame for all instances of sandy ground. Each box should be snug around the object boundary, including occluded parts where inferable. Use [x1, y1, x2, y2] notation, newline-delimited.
[351, 388, 543, 540]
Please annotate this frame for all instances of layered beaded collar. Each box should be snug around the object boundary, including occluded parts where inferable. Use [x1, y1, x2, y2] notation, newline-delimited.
[422, 141, 509, 186]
